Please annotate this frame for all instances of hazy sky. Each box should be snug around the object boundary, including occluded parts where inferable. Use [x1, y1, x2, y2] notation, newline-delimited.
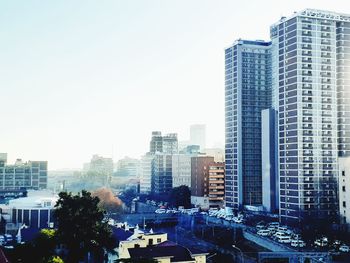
[1, 0, 349, 169]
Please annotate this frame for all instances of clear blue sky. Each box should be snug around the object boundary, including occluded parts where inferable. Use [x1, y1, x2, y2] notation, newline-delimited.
[0, 0, 348, 169]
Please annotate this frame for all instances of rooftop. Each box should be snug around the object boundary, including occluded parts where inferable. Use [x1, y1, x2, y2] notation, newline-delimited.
[128, 245, 195, 262]
[272, 8, 350, 26]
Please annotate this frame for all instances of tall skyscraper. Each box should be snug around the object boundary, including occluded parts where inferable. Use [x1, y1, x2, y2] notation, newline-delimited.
[270, 9, 350, 225]
[190, 124, 206, 151]
[225, 40, 272, 210]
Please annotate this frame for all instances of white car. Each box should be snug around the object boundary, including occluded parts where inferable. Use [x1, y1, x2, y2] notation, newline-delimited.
[277, 226, 288, 232]
[339, 245, 350, 253]
[314, 237, 328, 247]
[4, 234, 12, 242]
[257, 230, 271, 236]
[291, 240, 306, 248]
[277, 236, 292, 244]
[268, 222, 280, 227]
[256, 223, 265, 230]
[273, 232, 290, 240]
[155, 209, 166, 214]
[233, 217, 243, 223]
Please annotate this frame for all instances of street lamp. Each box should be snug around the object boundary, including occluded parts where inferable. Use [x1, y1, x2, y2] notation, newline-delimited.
[232, 245, 244, 263]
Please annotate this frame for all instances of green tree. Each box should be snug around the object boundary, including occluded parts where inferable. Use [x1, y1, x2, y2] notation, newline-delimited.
[54, 190, 116, 263]
[169, 185, 191, 208]
[47, 255, 64, 263]
[7, 229, 58, 263]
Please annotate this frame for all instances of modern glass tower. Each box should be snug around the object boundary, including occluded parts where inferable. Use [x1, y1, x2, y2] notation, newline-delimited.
[225, 40, 272, 209]
[270, 9, 350, 225]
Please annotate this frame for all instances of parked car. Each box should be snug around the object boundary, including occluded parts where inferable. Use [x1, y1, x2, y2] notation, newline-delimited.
[155, 209, 166, 214]
[233, 217, 243, 223]
[314, 237, 328, 247]
[277, 226, 288, 232]
[268, 222, 279, 227]
[4, 234, 12, 243]
[267, 225, 278, 233]
[273, 232, 290, 240]
[257, 229, 271, 237]
[332, 240, 341, 247]
[277, 236, 292, 244]
[339, 245, 350, 253]
[292, 234, 302, 240]
[256, 222, 265, 230]
[291, 240, 306, 248]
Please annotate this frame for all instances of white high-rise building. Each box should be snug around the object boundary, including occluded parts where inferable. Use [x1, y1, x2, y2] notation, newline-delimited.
[270, 9, 350, 225]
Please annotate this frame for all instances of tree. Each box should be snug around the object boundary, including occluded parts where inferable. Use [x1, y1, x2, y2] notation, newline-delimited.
[6, 229, 58, 263]
[54, 190, 116, 263]
[169, 185, 191, 208]
[93, 187, 123, 215]
[47, 256, 64, 263]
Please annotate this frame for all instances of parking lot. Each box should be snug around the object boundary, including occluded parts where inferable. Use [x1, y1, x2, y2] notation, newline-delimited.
[152, 204, 350, 258]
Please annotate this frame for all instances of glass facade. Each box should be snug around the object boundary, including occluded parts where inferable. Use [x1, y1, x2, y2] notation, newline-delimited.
[225, 40, 272, 209]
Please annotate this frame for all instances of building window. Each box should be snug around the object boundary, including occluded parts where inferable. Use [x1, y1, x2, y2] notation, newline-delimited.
[157, 238, 161, 243]
[342, 171, 345, 176]
[343, 201, 346, 208]
[343, 186, 346, 192]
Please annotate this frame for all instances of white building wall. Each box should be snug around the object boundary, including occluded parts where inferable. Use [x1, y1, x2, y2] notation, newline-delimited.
[339, 157, 350, 228]
[172, 154, 191, 188]
[140, 155, 153, 194]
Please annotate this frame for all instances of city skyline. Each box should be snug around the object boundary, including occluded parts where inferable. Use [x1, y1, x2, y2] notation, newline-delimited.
[1, 1, 349, 169]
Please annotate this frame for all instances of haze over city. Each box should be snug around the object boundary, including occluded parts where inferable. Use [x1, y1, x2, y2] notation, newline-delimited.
[0, 0, 348, 169]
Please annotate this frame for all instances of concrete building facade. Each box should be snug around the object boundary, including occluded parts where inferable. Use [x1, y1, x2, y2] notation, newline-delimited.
[225, 39, 272, 210]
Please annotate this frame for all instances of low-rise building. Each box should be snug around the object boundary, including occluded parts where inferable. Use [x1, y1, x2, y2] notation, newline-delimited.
[0, 190, 57, 229]
[112, 223, 207, 263]
[208, 162, 225, 208]
[0, 155, 48, 191]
